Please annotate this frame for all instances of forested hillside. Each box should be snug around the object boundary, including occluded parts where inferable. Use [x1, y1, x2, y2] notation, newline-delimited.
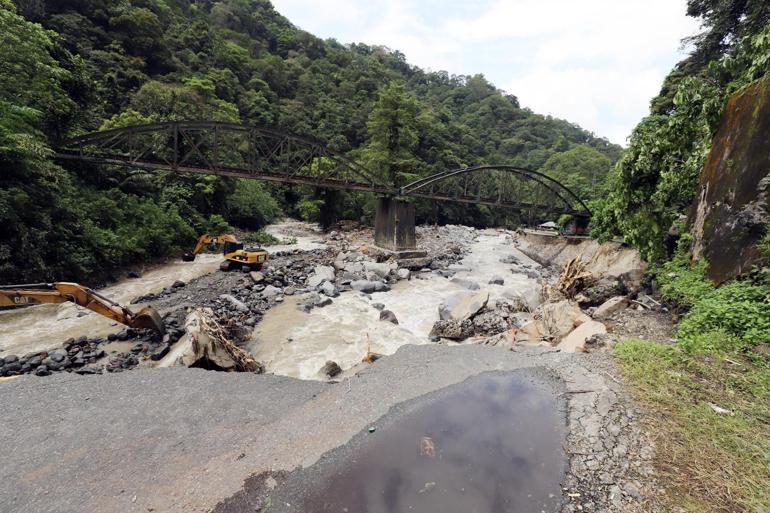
[592, 1, 770, 261]
[1, 0, 619, 284]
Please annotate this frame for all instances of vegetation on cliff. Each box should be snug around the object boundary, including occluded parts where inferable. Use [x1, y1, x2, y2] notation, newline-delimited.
[591, 1, 770, 262]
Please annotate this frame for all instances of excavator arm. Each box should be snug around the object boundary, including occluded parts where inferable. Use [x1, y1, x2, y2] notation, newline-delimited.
[183, 234, 239, 261]
[0, 282, 164, 334]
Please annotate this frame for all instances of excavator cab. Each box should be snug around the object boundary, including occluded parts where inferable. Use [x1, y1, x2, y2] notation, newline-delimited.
[223, 240, 244, 254]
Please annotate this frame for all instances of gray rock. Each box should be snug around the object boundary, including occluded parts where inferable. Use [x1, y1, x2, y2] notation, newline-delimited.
[284, 286, 296, 296]
[320, 360, 342, 378]
[307, 266, 336, 288]
[219, 294, 249, 312]
[351, 280, 390, 293]
[172, 280, 186, 289]
[372, 303, 385, 311]
[450, 277, 480, 290]
[500, 255, 520, 264]
[364, 261, 391, 278]
[396, 268, 411, 280]
[439, 291, 489, 321]
[308, 293, 333, 308]
[319, 281, 339, 297]
[379, 310, 399, 325]
[429, 319, 472, 340]
[261, 286, 282, 298]
[33, 365, 51, 376]
[488, 276, 505, 285]
[343, 262, 364, 274]
[249, 271, 265, 283]
[3, 354, 18, 364]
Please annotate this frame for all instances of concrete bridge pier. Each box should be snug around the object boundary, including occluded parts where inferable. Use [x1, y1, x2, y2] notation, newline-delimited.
[374, 197, 416, 251]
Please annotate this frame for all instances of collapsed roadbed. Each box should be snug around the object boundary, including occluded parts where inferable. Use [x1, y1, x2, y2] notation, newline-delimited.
[0, 345, 652, 513]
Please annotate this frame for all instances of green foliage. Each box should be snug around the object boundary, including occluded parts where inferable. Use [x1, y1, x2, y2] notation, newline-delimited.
[655, 235, 715, 306]
[296, 198, 323, 222]
[2, 0, 623, 282]
[540, 144, 612, 200]
[677, 281, 770, 349]
[653, 236, 770, 351]
[226, 180, 281, 229]
[241, 230, 281, 246]
[363, 82, 420, 186]
[592, 17, 770, 262]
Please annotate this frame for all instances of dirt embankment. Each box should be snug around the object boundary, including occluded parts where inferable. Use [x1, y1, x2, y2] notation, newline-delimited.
[517, 231, 646, 284]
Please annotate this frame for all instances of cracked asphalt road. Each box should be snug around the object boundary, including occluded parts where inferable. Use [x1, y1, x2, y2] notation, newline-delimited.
[0, 344, 651, 513]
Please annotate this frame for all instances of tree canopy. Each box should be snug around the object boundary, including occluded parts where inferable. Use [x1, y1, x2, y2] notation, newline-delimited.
[2, 0, 621, 283]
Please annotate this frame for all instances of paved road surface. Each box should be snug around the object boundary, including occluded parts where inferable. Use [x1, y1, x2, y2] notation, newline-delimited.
[0, 344, 639, 513]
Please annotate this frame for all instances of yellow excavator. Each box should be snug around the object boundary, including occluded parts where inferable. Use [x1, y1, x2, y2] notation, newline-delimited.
[182, 234, 269, 271]
[0, 282, 164, 334]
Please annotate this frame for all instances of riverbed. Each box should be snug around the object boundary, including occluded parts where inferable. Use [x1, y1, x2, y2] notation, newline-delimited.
[249, 230, 542, 380]
[0, 254, 222, 356]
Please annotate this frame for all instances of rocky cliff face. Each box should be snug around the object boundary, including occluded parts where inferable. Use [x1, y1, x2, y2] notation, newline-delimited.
[690, 77, 770, 283]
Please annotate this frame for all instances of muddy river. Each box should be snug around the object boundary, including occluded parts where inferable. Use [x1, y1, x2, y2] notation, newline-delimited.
[1, 221, 543, 380]
[0, 254, 222, 356]
[249, 231, 542, 380]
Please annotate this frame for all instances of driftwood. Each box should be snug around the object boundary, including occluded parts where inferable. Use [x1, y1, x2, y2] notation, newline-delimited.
[554, 256, 595, 298]
[184, 308, 263, 372]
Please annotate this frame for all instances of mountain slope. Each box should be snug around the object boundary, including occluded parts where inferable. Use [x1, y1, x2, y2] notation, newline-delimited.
[2, 0, 620, 283]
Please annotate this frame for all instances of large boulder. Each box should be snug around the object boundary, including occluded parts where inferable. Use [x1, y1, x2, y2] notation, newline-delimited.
[532, 300, 588, 342]
[430, 319, 473, 340]
[438, 291, 489, 322]
[557, 320, 607, 353]
[593, 296, 629, 319]
[363, 261, 392, 278]
[307, 266, 335, 288]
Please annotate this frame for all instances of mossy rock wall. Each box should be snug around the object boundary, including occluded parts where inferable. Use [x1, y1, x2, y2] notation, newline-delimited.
[690, 77, 770, 283]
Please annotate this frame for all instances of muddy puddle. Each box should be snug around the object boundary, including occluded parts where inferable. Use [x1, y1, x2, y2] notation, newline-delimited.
[250, 231, 542, 380]
[273, 373, 566, 513]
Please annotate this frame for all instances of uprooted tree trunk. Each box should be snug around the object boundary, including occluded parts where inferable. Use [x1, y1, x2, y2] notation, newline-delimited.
[552, 255, 595, 299]
[182, 308, 263, 372]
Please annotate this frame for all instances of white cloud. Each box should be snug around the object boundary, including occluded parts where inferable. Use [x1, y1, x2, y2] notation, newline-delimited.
[271, 0, 701, 145]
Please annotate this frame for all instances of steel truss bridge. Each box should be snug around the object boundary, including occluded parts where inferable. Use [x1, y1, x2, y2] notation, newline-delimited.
[55, 121, 591, 218]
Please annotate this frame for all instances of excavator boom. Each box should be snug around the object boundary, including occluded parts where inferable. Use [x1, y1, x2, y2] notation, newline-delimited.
[0, 282, 164, 334]
[183, 233, 239, 261]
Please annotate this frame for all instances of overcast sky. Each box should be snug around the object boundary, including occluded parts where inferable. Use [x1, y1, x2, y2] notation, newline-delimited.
[270, 0, 701, 145]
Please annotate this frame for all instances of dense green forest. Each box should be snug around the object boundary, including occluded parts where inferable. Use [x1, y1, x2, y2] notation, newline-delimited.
[0, 0, 620, 284]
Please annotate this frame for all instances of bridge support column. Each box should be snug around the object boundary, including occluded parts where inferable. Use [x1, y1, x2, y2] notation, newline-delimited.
[374, 197, 416, 251]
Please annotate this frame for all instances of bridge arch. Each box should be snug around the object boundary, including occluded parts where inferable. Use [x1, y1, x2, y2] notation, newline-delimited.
[55, 122, 591, 218]
[399, 164, 592, 216]
[56, 121, 394, 193]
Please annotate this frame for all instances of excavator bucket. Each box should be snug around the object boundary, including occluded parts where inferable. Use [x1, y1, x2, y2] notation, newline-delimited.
[130, 306, 165, 334]
[182, 252, 196, 262]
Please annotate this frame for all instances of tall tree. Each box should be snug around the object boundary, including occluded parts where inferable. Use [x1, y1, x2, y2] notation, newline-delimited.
[364, 82, 421, 187]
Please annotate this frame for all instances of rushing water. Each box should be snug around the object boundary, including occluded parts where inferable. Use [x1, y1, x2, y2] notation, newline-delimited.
[277, 373, 567, 513]
[0, 220, 324, 357]
[0, 255, 222, 356]
[250, 230, 542, 380]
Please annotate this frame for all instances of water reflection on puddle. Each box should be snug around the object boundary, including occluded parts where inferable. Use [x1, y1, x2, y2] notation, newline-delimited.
[295, 374, 566, 513]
